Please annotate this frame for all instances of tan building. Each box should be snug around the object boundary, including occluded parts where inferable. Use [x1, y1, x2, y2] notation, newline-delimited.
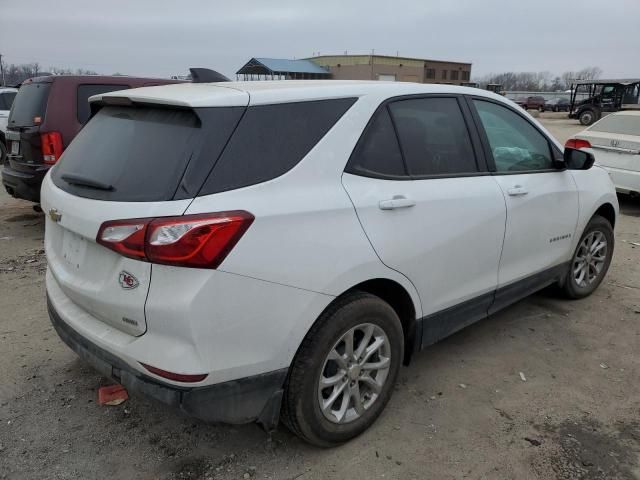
[307, 54, 472, 85]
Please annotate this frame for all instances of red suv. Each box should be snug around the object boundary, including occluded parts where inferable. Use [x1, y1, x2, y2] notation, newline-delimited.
[3, 75, 180, 203]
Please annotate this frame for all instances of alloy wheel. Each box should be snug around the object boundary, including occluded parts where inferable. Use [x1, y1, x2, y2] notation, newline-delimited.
[317, 323, 391, 424]
[573, 231, 608, 288]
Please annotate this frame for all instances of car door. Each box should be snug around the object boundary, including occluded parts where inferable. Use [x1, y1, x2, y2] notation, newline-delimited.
[342, 95, 507, 345]
[468, 98, 579, 312]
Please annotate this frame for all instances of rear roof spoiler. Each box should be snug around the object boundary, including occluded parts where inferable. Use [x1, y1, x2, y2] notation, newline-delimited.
[189, 68, 230, 83]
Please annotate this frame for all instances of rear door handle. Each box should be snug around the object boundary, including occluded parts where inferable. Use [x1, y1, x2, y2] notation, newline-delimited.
[507, 185, 528, 196]
[379, 195, 416, 210]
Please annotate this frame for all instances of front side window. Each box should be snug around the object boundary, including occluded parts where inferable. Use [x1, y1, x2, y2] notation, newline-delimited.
[473, 100, 553, 172]
[388, 97, 477, 176]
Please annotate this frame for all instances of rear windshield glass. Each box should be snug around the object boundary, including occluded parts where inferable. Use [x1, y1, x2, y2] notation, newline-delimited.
[8, 83, 51, 127]
[589, 115, 640, 136]
[52, 106, 205, 202]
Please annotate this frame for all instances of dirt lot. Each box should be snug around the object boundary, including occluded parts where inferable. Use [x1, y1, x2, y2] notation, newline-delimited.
[1, 115, 639, 480]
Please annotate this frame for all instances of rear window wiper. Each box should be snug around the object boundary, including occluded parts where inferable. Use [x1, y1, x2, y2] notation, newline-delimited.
[61, 173, 114, 191]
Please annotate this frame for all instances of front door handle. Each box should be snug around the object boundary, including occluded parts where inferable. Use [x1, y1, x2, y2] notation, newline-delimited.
[507, 185, 528, 196]
[379, 195, 416, 210]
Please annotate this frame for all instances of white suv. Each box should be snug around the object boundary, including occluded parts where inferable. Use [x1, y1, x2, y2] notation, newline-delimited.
[42, 81, 618, 446]
[0, 87, 18, 162]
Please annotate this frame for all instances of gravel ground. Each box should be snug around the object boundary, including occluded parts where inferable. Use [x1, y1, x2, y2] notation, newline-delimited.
[1, 116, 639, 480]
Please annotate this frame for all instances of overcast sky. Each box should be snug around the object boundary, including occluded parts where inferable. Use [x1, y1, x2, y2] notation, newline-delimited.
[1, 0, 638, 80]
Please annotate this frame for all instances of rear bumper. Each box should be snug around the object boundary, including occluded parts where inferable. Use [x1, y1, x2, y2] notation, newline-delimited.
[47, 296, 288, 429]
[2, 159, 48, 202]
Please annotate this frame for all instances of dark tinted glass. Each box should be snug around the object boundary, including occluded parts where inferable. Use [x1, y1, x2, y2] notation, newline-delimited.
[346, 108, 406, 177]
[52, 106, 244, 202]
[0, 92, 16, 110]
[473, 100, 553, 172]
[200, 98, 356, 195]
[8, 83, 50, 127]
[389, 97, 477, 176]
[77, 84, 130, 124]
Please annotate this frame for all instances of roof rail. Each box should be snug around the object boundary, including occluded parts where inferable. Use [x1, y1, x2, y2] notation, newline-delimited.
[189, 68, 230, 83]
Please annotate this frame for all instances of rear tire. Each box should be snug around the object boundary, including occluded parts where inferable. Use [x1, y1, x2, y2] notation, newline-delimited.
[282, 292, 403, 447]
[561, 215, 614, 299]
[579, 109, 597, 126]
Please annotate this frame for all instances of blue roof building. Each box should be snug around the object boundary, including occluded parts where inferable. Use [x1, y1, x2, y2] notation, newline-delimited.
[236, 58, 331, 80]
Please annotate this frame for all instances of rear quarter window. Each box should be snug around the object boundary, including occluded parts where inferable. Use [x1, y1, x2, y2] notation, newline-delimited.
[199, 98, 357, 195]
[77, 84, 131, 124]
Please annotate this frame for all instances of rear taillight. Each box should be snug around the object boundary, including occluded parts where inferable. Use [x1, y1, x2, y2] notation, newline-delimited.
[96, 211, 254, 269]
[565, 138, 592, 149]
[41, 131, 64, 164]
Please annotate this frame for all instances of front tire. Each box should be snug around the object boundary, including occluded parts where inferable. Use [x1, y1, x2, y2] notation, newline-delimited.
[561, 215, 614, 299]
[282, 292, 403, 447]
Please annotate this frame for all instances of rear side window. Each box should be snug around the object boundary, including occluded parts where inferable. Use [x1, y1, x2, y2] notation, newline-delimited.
[52, 106, 239, 202]
[77, 84, 130, 124]
[200, 98, 357, 195]
[388, 97, 477, 176]
[0, 92, 16, 110]
[346, 108, 406, 177]
[8, 83, 51, 127]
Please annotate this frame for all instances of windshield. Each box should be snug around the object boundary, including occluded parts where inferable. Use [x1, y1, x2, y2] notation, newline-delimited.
[8, 83, 51, 127]
[590, 115, 640, 136]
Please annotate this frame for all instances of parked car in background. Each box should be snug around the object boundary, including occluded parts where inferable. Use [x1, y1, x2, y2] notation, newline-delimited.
[515, 96, 546, 111]
[569, 111, 640, 196]
[43, 81, 618, 446]
[0, 86, 19, 163]
[2, 75, 180, 203]
[545, 97, 571, 112]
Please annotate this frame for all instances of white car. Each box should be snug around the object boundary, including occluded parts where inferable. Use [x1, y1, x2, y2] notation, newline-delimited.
[570, 111, 640, 196]
[42, 81, 618, 446]
[0, 87, 18, 163]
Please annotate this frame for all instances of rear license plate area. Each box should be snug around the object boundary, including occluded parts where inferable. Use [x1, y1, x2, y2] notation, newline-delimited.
[61, 230, 87, 270]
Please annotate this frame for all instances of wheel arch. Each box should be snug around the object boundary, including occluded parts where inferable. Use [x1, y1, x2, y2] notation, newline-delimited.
[594, 202, 616, 228]
[329, 278, 421, 365]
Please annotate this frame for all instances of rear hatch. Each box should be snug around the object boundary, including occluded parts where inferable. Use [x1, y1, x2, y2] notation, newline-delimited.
[42, 86, 248, 336]
[6, 80, 51, 167]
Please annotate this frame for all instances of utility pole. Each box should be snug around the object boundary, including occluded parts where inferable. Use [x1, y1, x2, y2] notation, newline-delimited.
[0, 53, 5, 86]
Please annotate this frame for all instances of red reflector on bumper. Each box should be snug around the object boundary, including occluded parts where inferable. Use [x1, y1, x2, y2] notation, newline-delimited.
[141, 363, 208, 383]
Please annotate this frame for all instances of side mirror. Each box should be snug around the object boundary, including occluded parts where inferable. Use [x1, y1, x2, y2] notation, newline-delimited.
[563, 147, 595, 170]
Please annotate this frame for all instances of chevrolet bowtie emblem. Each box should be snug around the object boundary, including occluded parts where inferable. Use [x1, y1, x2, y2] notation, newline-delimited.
[48, 208, 62, 223]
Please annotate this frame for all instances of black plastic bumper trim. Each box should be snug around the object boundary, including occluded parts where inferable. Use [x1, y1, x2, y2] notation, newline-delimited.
[47, 295, 288, 426]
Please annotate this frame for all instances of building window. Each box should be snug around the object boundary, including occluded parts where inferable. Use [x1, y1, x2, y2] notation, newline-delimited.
[441, 70, 447, 80]
[462, 71, 470, 81]
[451, 70, 459, 81]
[426, 68, 436, 79]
